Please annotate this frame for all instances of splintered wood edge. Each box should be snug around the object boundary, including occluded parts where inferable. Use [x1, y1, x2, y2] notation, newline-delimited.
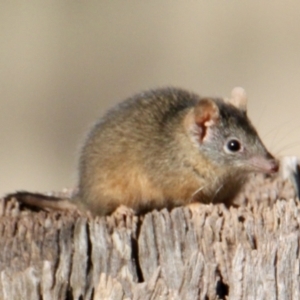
[0, 156, 299, 299]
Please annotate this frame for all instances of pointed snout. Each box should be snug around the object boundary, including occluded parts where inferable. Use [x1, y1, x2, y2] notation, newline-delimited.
[248, 155, 279, 174]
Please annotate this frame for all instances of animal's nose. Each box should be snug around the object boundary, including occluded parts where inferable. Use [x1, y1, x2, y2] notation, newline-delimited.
[269, 159, 279, 173]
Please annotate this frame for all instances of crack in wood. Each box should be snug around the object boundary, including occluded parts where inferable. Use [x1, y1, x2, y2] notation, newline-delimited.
[0, 173, 300, 299]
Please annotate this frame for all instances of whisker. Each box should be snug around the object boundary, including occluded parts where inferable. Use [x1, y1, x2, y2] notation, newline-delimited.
[192, 185, 206, 198]
[212, 183, 224, 203]
[269, 125, 283, 152]
[274, 140, 300, 156]
[261, 118, 295, 141]
[271, 124, 300, 153]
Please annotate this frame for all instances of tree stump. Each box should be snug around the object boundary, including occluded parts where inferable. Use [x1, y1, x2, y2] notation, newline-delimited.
[0, 173, 299, 300]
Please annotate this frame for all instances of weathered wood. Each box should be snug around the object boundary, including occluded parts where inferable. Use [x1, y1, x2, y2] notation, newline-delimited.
[0, 173, 299, 299]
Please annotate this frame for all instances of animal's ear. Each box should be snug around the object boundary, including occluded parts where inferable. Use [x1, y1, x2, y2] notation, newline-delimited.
[225, 87, 247, 113]
[185, 98, 220, 142]
[194, 98, 220, 128]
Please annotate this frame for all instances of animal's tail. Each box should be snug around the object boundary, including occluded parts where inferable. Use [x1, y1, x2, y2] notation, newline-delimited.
[4, 192, 78, 212]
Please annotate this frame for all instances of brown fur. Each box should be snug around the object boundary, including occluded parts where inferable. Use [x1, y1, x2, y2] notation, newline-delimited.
[13, 87, 279, 216]
[75, 87, 278, 215]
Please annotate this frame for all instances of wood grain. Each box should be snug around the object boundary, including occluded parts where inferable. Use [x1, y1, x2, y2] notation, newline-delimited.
[0, 174, 299, 299]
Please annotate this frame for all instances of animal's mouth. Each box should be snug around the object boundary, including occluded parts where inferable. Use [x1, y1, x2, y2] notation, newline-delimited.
[248, 156, 279, 174]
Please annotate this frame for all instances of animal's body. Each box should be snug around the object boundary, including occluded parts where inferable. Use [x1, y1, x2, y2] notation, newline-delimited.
[7, 87, 279, 216]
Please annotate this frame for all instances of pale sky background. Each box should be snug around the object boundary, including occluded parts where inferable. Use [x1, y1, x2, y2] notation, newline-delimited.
[1, 1, 300, 196]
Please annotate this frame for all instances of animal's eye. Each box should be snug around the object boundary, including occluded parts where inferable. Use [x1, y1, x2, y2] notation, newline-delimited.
[225, 139, 241, 153]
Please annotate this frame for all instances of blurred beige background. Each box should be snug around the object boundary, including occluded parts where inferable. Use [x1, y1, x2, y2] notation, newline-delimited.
[1, 1, 300, 196]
